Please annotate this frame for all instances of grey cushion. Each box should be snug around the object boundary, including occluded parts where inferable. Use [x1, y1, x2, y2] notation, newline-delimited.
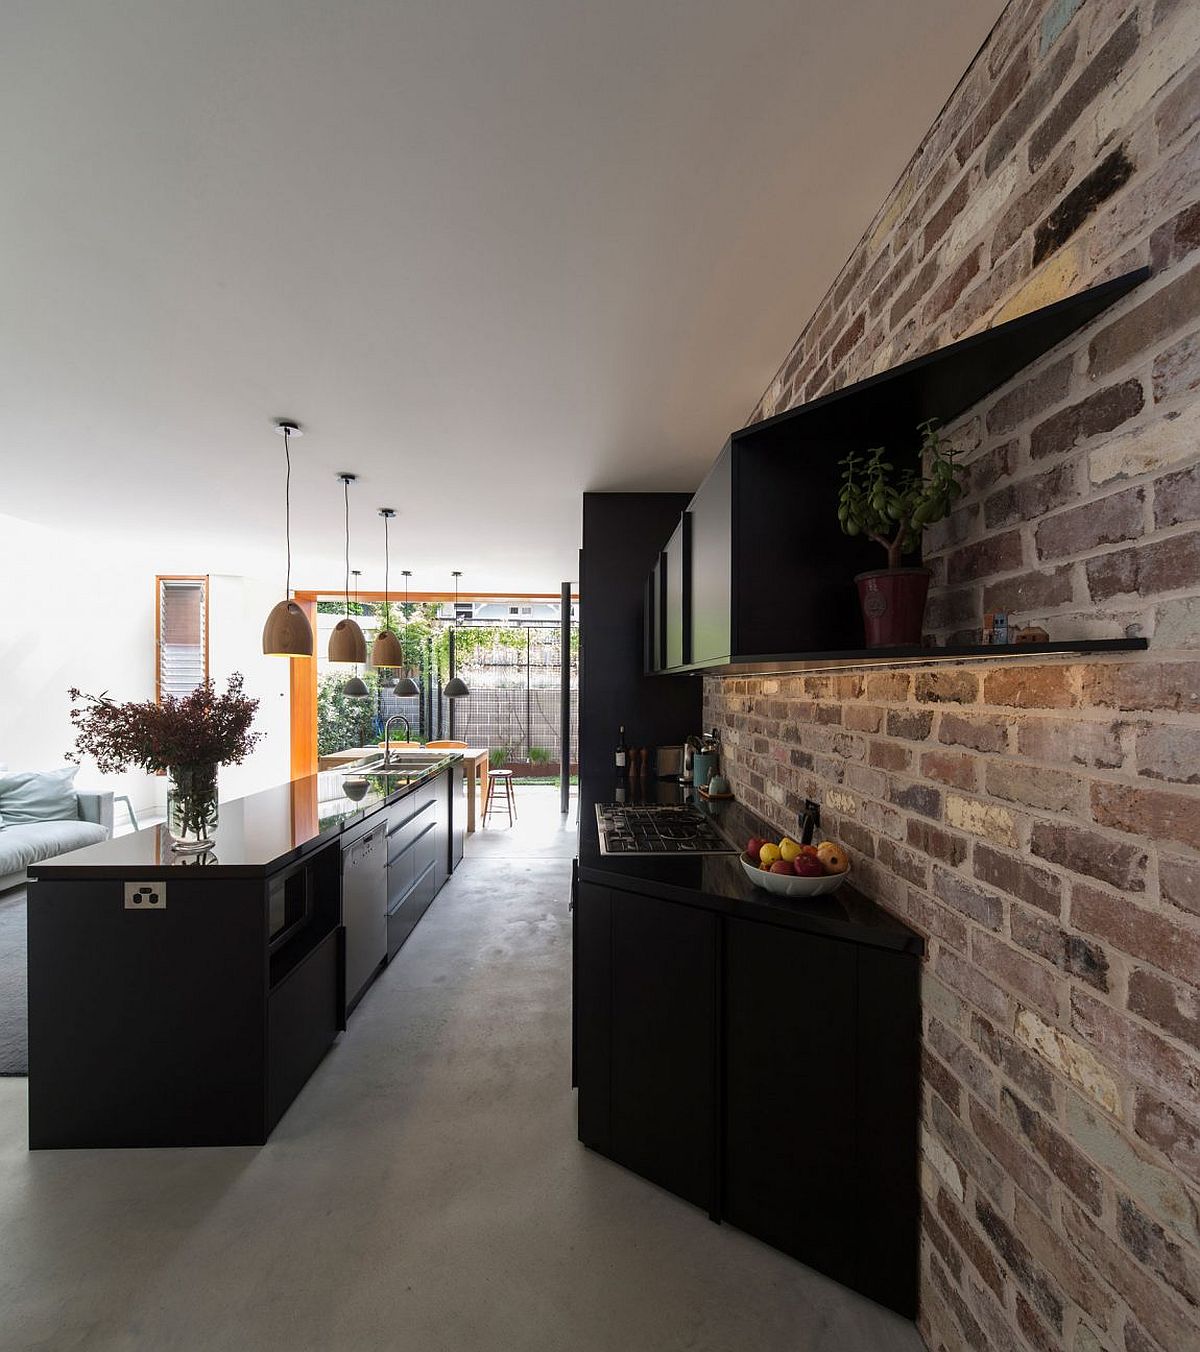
[0, 821, 109, 876]
[0, 766, 80, 825]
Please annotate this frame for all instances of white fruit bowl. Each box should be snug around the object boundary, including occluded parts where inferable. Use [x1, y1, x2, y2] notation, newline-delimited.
[740, 856, 850, 898]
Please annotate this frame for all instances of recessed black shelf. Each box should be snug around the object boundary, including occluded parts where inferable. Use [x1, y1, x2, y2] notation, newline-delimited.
[668, 637, 1149, 678]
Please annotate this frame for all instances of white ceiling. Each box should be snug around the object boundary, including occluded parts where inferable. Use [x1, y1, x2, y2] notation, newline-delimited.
[2, 0, 1002, 593]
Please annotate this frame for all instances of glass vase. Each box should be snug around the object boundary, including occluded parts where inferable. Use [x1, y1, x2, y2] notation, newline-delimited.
[167, 763, 219, 853]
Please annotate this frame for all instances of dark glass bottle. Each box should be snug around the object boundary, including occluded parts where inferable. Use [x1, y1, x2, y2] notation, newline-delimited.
[615, 725, 628, 775]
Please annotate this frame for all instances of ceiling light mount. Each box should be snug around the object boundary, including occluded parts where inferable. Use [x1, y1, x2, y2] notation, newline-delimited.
[262, 418, 314, 657]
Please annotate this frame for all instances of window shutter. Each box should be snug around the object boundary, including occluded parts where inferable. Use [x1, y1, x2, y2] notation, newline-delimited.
[157, 577, 208, 700]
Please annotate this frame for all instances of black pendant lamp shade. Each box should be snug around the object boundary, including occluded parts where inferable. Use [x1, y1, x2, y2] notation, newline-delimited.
[372, 509, 406, 668]
[329, 474, 368, 664]
[263, 421, 315, 657]
[342, 570, 370, 698]
[393, 569, 421, 696]
[443, 570, 470, 699]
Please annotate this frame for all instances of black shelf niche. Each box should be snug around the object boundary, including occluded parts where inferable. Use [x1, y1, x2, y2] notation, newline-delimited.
[644, 267, 1151, 675]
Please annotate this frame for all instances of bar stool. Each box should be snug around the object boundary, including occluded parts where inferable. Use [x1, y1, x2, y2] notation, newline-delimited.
[483, 769, 516, 827]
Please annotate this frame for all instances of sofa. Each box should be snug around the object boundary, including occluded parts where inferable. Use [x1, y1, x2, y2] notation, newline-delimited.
[0, 770, 114, 892]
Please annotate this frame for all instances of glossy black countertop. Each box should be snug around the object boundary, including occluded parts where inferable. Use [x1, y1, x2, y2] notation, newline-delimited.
[29, 758, 459, 880]
[578, 776, 923, 956]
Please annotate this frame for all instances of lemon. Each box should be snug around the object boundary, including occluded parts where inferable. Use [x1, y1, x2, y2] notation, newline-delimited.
[779, 837, 802, 862]
[758, 842, 782, 867]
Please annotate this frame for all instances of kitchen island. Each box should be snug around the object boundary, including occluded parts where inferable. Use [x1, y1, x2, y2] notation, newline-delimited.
[26, 756, 465, 1149]
[573, 776, 923, 1318]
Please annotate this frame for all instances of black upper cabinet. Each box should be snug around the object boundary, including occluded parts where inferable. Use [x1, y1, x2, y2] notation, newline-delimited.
[645, 268, 1148, 673]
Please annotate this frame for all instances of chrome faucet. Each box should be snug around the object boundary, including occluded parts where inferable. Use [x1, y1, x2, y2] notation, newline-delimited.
[382, 714, 411, 766]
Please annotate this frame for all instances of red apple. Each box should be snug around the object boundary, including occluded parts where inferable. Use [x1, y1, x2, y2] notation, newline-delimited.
[747, 836, 766, 859]
[791, 854, 824, 877]
[769, 859, 796, 875]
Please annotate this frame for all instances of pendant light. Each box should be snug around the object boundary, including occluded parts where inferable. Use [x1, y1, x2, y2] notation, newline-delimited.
[329, 474, 368, 664]
[342, 570, 370, 698]
[443, 570, 470, 699]
[393, 569, 420, 697]
[262, 420, 315, 657]
[371, 508, 406, 668]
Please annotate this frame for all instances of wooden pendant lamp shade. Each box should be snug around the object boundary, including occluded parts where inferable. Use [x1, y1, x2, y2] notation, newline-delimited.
[329, 473, 368, 664]
[372, 508, 405, 668]
[262, 421, 315, 657]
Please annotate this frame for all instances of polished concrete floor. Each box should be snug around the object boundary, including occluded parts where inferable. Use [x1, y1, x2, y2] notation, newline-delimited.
[0, 786, 922, 1352]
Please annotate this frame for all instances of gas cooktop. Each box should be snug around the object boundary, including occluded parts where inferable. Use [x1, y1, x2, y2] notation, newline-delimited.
[595, 804, 738, 856]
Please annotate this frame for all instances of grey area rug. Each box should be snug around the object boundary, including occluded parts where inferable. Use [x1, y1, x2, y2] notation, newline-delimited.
[0, 888, 27, 1075]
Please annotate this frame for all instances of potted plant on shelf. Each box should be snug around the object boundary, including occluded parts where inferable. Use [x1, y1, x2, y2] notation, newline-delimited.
[837, 418, 964, 647]
[68, 675, 262, 853]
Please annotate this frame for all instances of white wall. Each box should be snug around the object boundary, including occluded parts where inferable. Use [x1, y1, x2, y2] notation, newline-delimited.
[0, 514, 290, 819]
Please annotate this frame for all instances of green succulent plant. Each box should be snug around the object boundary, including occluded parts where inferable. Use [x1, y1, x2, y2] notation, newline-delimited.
[837, 419, 964, 570]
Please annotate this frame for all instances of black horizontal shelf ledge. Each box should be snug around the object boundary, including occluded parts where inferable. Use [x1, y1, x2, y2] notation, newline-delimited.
[731, 267, 1150, 449]
[660, 637, 1149, 678]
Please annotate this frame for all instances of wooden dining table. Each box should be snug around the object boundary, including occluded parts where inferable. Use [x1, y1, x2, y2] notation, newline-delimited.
[318, 745, 491, 833]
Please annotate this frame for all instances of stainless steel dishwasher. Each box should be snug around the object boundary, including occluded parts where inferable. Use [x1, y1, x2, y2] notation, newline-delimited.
[342, 821, 387, 1012]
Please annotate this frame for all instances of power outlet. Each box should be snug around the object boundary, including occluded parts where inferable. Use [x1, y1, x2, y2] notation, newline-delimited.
[124, 881, 167, 910]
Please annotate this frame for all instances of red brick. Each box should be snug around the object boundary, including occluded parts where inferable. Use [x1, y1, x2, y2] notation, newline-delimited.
[971, 1014, 1056, 1112]
[1133, 1087, 1200, 1189]
[1030, 820, 1148, 891]
[982, 564, 1076, 614]
[869, 739, 912, 771]
[1081, 661, 1200, 713]
[923, 1047, 963, 1114]
[827, 311, 865, 369]
[973, 844, 1062, 916]
[968, 1098, 1053, 1215]
[1091, 781, 1200, 853]
[1029, 378, 1145, 460]
[984, 31, 1079, 176]
[1014, 1294, 1057, 1352]
[907, 818, 968, 866]
[992, 142, 1076, 261]
[1117, 1192, 1200, 1310]
[1128, 967, 1200, 1052]
[985, 460, 1079, 530]
[865, 671, 910, 701]
[1153, 460, 1200, 529]
[1072, 882, 1200, 988]
[1028, 13, 1139, 170]
[1072, 987, 1200, 1108]
[929, 1017, 997, 1108]
[887, 708, 934, 740]
[972, 931, 1062, 1018]
[920, 751, 978, 790]
[1035, 487, 1145, 560]
[1061, 1196, 1195, 1352]
[935, 1191, 1004, 1297]
[1014, 1192, 1117, 1330]
[924, 585, 980, 632]
[1156, 62, 1200, 150]
[984, 760, 1081, 813]
[1010, 904, 1110, 992]
[922, 173, 973, 256]
[938, 711, 1010, 752]
[983, 666, 1075, 709]
[936, 945, 1012, 1022]
[974, 1197, 1063, 1330]
[907, 888, 969, 953]
[947, 531, 1024, 584]
[1086, 532, 1200, 604]
[1000, 1086, 1103, 1212]
[922, 1198, 964, 1283]
[1152, 328, 1200, 403]
[1136, 723, 1200, 785]
[889, 254, 940, 329]
[1016, 716, 1123, 769]
[1151, 200, 1200, 272]
[932, 865, 1004, 931]
[1090, 264, 1200, 377]
[957, 41, 1033, 161]
[986, 356, 1073, 435]
[1033, 145, 1135, 266]
[1160, 854, 1200, 918]
[913, 670, 980, 704]
[922, 248, 984, 326]
[877, 837, 929, 888]
[843, 703, 883, 733]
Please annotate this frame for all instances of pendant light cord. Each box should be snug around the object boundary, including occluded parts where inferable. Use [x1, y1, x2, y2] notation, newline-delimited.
[383, 514, 391, 633]
[343, 477, 351, 618]
[284, 426, 293, 598]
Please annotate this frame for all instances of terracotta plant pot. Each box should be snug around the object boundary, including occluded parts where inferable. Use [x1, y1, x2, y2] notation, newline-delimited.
[855, 568, 931, 647]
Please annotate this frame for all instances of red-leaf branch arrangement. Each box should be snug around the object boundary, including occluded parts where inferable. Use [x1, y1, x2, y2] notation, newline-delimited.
[68, 675, 263, 773]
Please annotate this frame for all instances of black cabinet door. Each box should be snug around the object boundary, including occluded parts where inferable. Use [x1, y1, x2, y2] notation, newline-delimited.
[663, 515, 691, 669]
[689, 444, 733, 665]
[723, 918, 857, 1287]
[609, 888, 717, 1211]
[574, 881, 612, 1151]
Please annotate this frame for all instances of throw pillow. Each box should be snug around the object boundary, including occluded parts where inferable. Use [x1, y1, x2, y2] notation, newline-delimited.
[0, 766, 80, 824]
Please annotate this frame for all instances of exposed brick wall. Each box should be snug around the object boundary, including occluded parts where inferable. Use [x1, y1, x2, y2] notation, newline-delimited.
[704, 3, 1200, 1348]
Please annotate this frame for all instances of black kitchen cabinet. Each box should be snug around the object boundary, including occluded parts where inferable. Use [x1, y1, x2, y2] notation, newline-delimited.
[663, 514, 691, 670]
[688, 443, 733, 666]
[573, 873, 920, 1318]
[723, 918, 859, 1292]
[575, 882, 718, 1212]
